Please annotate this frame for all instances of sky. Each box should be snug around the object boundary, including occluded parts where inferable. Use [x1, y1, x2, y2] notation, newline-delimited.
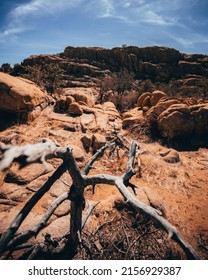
[0, 0, 207, 65]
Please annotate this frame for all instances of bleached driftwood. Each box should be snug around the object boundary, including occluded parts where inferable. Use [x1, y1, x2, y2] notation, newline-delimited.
[0, 139, 200, 259]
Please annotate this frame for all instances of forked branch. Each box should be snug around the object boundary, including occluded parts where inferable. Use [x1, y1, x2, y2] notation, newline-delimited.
[0, 139, 200, 259]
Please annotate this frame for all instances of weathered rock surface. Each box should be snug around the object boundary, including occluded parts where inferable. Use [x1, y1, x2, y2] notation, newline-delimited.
[92, 133, 106, 152]
[4, 163, 51, 185]
[0, 72, 49, 114]
[158, 104, 194, 139]
[143, 95, 208, 140]
[160, 149, 180, 163]
[68, 102, 83, 116]
[62, 87, 96, 107]
[11, 46, 208, 97]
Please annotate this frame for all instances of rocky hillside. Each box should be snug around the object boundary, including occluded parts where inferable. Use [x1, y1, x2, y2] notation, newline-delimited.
[1, 45, 208, 99]
[0, 46, 208, 260]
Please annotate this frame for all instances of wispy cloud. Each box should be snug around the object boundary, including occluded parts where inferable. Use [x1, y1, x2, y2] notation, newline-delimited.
[173, 33, 208, 50]
[0, 0, 207, 61]
[0, 0, 85, 42]
[10, 0, 83, 18]
[100, 0, 115, 18]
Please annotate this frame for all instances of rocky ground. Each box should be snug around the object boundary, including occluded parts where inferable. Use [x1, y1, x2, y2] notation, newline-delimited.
[0, 72, 207, 259]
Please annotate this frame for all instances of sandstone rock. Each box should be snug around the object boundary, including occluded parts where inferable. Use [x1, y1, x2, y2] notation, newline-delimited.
[80, 113, 95, 128]
[4, 163, 51, 185]
[182, 97, 197, 106]
[178, 61, 203, 75]
[54, 96, 68, 113]
[66, 96, 75, 106]
[122, 116, 140, 128]
[190, 104, 208, 136]
[142, 106, 149, 113]
[94, 111, 109, 131]
[150, 90, 166, 106]
[137, 92, 151, 107]
[0, 72, 48, 113]
[0, 182, 32, 202]
[146, 98, 182, 123]
[68, 102, 83, 116]
[142, 95, 151, 108]
[92, 133, 106, 152]
[81, 134, 92, 152]
[157, 104, 194, 139]
[49, 129, 72, 139]
[36, 215, 70, 243]
[102, 102, 116, 110]
[70, 144, 86, 162]
[122, 109, 145, 128]
[77, 101, 88, 106]
[122, 112, 133, 119]
[53, 200, 71, 217]
[160, 150, 180, 163]
[62, 87, 95, 107]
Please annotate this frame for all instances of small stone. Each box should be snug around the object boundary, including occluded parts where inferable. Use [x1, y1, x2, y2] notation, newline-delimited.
[81, 134, 92, 152]
[92, 133, 106, 153]
[68, 102, 83, 116]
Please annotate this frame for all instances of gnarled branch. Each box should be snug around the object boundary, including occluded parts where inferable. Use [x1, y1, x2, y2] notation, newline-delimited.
[0, 139, 200, 259]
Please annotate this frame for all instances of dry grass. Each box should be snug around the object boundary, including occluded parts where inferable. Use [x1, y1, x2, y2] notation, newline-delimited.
[74, 200, 185, 260]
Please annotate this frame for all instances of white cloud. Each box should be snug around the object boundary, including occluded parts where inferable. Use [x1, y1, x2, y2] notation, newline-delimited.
[10, 0, 83, 18]
[0, 27, 26, 42]
[0, 0, 85, 42]
[173, 34, 208, 50]
[0, 0, 207, 55]
[100, 0, 115, 18]
[141, 10, 170, 25]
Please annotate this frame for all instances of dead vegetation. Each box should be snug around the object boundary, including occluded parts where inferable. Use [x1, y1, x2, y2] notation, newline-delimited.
[75, 200, 185, 260]
[0, 139, 200, 260]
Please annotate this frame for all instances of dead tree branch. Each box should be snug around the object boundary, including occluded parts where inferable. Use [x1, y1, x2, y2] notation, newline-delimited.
[4, 192, 69, 254]
[0, 162, 67, 255]
[0, 139, 200, 260]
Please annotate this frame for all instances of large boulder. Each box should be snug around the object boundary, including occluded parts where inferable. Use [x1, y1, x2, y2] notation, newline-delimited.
[62, 87, 96, 107]
[146, 98, 182, 123]
[157, 104, 194, 138]
[137, 91, 166, 111]
[0, 73, 49, 114]
[190, 104, 208, 136]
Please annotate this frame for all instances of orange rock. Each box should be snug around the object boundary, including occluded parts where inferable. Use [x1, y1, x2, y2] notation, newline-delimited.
[137, 92, 151, 107]
[68, 102, 83, 116]
[150, 90, 166, 106]
[92, 133, 106, 152]
[0, 72, 48, 113]
[158, 104, 194, 138]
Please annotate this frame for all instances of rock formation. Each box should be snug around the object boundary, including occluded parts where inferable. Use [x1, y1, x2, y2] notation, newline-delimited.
[0, 73, 49, 114]
[0, 46, 208, 260]
[4, 45, 206, 100]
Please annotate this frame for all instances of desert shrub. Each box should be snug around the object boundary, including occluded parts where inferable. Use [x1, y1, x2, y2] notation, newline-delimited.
[12, 63, 64, 94]
[97, 69, 137, 111]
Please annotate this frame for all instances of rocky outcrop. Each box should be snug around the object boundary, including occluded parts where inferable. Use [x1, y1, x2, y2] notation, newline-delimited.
[157, 104, 194, 139]
[10, 46, 207, 94]
[143, 95, 208, 140]
[62, 87, 96, 107]
[137, 90, 166, 110]
[0, 73, 49, 114]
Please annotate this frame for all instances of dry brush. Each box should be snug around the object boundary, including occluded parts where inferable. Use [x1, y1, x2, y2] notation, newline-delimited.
[0, 139, 199, 259]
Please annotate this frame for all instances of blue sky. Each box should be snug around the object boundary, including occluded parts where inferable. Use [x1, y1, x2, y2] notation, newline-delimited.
[0, 0, 207, 65]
